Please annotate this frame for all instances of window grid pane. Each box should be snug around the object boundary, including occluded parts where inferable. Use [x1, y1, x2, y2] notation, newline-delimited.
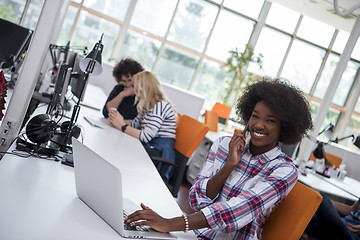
[0, 0, 26, 23]
[58, 5, 78, 46]
[265, 2, 300, 33]
[223, 0, 264, 19]
[351, 38, 360, 61]
[155, 44, 199, 90]
[193, 59, 234, 109]
[119, 30, 161, 71]
[22, 0, 44, 30]
[332, 30, 349, 54]
[71, 11, 121, 61]
[314, 53, 339, 100]
[167, 0, 218, 52]
[206, 9, 254, 62]
[280, 40, 325, 93]
[297, 16, 336, 48]
[355, 97, 360, 113]
[83, 0, 131, 21]
[332, 60, 359, 107]
[248, 27, 291, 77]
[131, 0, 177, 37]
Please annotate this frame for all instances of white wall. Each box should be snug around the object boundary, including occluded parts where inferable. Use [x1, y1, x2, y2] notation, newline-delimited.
[160, 82, 204, 120]
[88, 62, 205, 120]
[88, 62, 114, 95]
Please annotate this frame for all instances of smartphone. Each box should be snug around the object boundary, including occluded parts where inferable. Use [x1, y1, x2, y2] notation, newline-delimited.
[242, 122, 249, 138]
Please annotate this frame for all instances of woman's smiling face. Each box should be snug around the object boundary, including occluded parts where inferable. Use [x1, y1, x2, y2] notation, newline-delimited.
[249, 100, 281, 156]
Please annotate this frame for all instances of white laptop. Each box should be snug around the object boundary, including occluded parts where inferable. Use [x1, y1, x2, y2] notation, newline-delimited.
[72, 138, 177, 239]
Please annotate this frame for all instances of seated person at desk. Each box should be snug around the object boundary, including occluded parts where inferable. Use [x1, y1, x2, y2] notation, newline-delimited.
[102, 58, 144, 119]
[305, 193, 360, 240]
[108, 71, 177, 181]
[125, 79, 313, 239]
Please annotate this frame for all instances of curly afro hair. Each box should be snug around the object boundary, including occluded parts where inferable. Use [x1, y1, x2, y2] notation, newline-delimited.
[236, 78, 313, 145]
[113, 58, 144, 83]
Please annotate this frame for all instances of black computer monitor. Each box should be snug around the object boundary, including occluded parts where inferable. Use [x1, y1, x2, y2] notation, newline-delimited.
[67, 50, 77, 70]
[0, 18, 32, 68]
[279, 142, 299, 159]
[70, 53, 87, 101]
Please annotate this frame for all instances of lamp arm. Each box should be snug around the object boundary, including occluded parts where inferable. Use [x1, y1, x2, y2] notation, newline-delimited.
[330, 134, 355, 143]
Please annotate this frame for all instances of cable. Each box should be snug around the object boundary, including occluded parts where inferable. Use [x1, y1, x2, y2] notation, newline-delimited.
[333, 0, 360, 17]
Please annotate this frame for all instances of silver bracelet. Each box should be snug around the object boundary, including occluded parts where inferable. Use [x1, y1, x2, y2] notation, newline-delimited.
[182, 214, 189, 232]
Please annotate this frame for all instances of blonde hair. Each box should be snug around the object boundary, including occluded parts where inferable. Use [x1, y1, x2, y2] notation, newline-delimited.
[133, 71, 175, 116]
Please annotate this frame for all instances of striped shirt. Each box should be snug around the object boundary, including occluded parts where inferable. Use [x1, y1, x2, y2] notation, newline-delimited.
[189, 136, 298, 240]
[130, 101, 176, 143]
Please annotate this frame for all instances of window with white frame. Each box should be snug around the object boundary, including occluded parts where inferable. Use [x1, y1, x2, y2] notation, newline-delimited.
[2, 0, 360, 150]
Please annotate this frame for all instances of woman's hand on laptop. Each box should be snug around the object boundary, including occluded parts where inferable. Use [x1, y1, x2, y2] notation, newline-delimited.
[125, 203, 171, 232]
[126, 203, 210, 233]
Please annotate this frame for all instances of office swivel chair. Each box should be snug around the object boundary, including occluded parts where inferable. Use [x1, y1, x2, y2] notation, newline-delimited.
[309, 152, 342, 168]
[151, 115, 209, 198]
[262, 181, 323, 240]
[211, 102, 232, 124]
[204, 110, 218, 132]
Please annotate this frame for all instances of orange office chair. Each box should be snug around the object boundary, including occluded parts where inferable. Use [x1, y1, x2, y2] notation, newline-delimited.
[211, 102, 232, 124]
[151, 115, 209, 197]
[309, 152, 342, 168]
[262, 181, 323, 240]
[204, 110, 218, 132]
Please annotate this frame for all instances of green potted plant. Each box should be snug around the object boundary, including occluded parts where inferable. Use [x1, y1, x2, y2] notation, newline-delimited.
[223, 44, 263, 106]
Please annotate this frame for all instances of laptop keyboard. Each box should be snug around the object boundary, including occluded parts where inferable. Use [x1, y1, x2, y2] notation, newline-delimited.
[123, 211, 149, 232]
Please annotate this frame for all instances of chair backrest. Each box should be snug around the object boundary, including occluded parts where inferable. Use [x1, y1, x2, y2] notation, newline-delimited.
[175, 115, 209, 158]
[234, 128, 242, 133]
[168, 115, 209, 197]
[211, 102, 232, 120]
[262, 181, 323, 240]
[204, 110, 218, 132]
[309, 152, 342, 168]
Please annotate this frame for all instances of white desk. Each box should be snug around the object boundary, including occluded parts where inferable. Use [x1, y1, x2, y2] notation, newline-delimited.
[298, 171, 360, 202]
[0, 85, 196, 240]
[205, 130, 232, 143]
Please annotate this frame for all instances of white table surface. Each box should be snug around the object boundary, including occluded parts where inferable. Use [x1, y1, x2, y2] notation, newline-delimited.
[205, 130, 232, 143]
[297, 170, 360, 202]
[0, 84, 196, 240]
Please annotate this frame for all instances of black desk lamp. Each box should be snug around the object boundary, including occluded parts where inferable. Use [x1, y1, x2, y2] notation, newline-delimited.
[60, 34, 104, 151]
[318, 123, 334, 139]
[312, 123, 360, 167]
[354, 136, 360, 149]
[312, 142, 325, 159]
[311, 124, 333, 158]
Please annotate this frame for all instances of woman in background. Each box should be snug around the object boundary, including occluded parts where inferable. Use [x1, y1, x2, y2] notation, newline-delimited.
[108, 71, 177, 181]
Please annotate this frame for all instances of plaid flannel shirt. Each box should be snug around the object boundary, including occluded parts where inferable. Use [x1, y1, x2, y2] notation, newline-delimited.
[189, 136, 298, 239]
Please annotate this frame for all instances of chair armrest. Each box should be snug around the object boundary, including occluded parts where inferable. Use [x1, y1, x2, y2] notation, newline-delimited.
[151, 156, 177, 179]
[151, 156, 177, 167]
